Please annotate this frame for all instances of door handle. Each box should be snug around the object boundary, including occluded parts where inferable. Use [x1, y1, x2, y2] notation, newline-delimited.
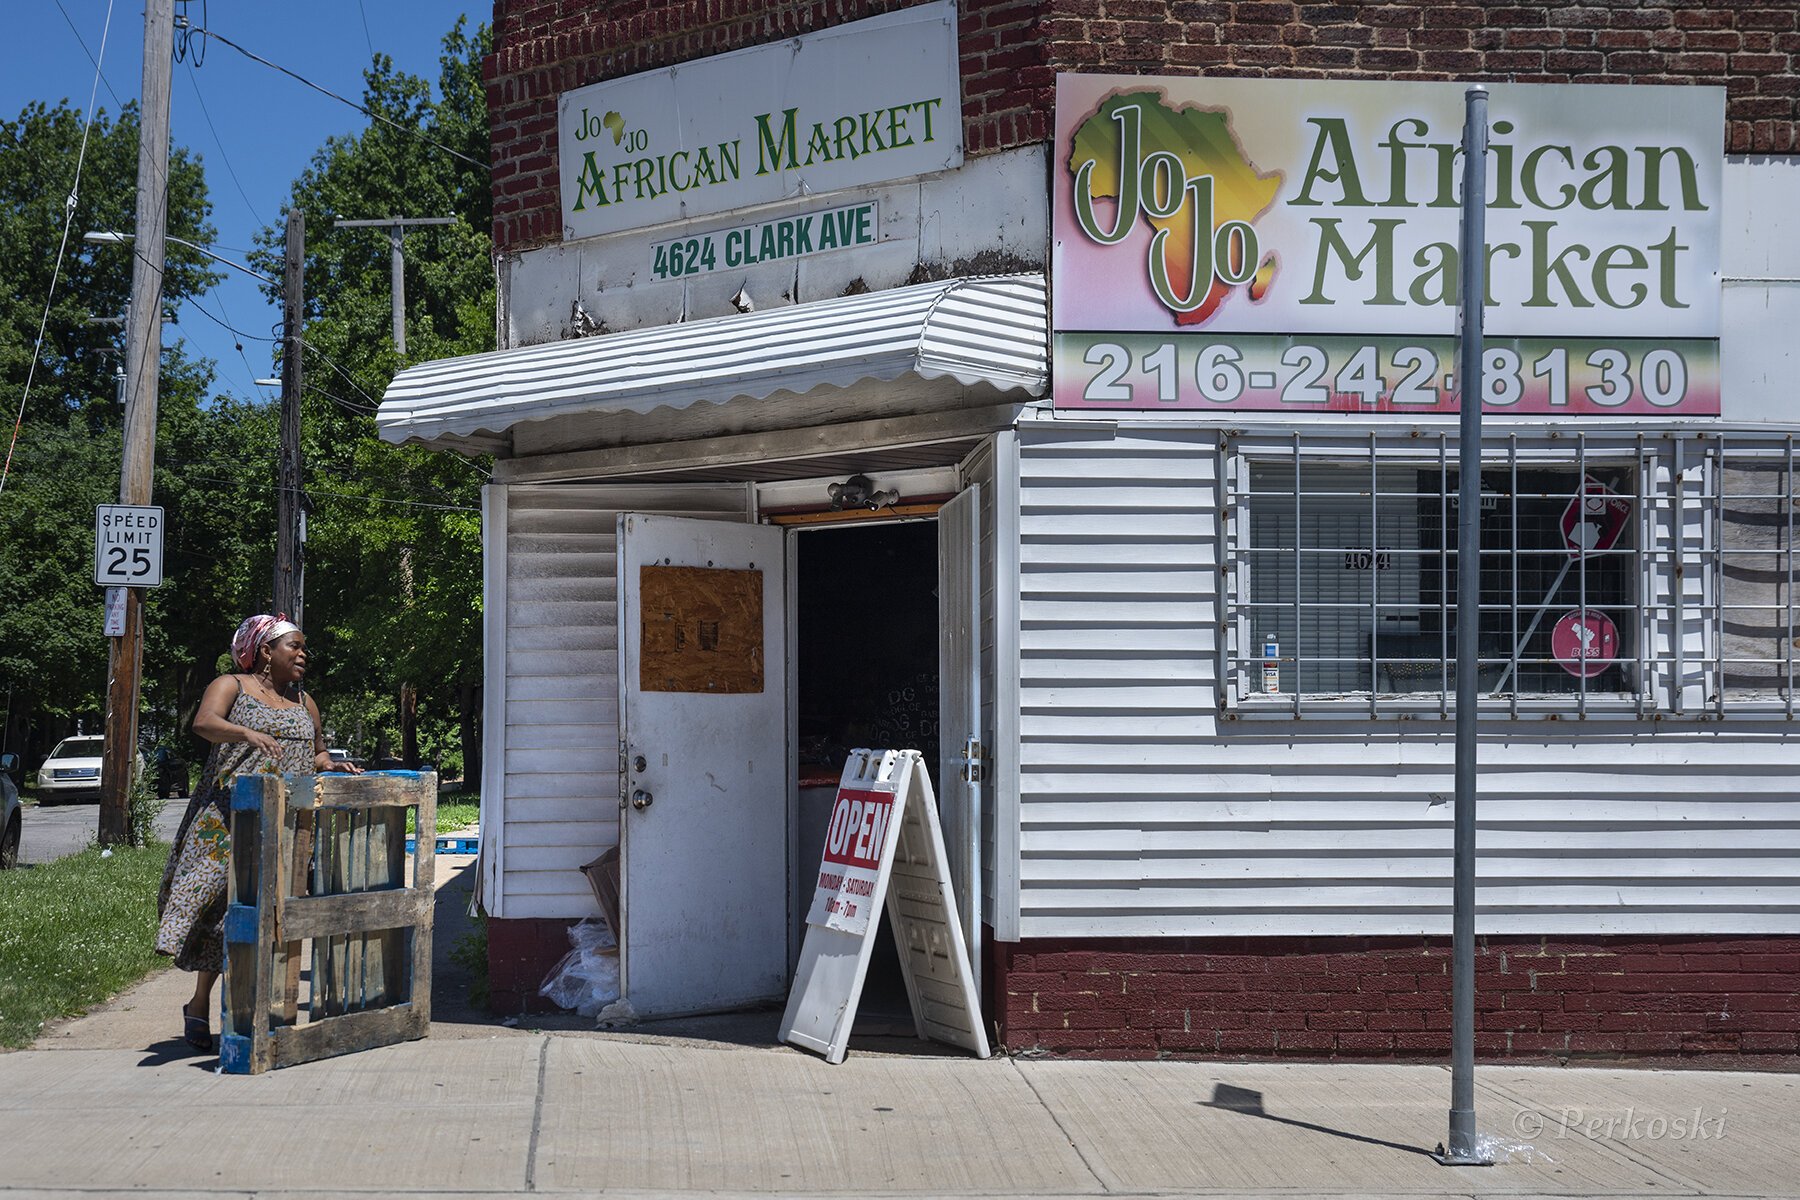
[631, 788, 654, 810]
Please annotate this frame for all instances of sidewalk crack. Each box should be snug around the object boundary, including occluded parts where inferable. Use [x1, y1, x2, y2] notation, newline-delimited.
[1011, 1058, 1111, 1193]
[524, 1034, 550, 1192]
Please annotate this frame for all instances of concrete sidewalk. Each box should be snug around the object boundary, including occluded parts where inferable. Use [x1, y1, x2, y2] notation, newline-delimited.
[4, 859, 1795, 1198]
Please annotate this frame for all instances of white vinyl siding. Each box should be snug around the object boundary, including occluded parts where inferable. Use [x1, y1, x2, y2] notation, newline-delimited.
[493, 482, 750, 918]
[1009, 422, 1800, 940]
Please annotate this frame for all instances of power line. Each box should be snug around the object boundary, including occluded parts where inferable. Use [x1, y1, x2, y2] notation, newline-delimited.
[50, 0, 178, 209]
[300, 339, 384, 410]
[172, 0, 207, 66]
[198, 28, 487, 170]
[181, 61, 264, 228]
[306, 382, 378, 416]
[1, 0, 117, 503]
[354, 0, 376, 62]
[293, 484, 478, 513]
[198, 286, 272, 400]
[50, 0, 126, 111]
[294, 340, 492, 479]
[182, 294, 279, 343]
[167, 419, 486, 509]
[172, 472, 480, 514]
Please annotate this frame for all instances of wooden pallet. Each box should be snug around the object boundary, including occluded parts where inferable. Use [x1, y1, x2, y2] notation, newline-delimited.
[220, 770, 437, 1074]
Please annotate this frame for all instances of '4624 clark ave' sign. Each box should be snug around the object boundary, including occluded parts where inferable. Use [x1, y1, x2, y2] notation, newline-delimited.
[1053, 75, 1724, 415]
[556, 1, 961, 241]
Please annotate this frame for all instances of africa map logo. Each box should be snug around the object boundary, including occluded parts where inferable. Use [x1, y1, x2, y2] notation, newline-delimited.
[1067, 91, 1282, 325]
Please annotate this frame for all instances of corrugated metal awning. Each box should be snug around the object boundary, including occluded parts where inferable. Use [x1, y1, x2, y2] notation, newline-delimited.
[376, 273, 1046, 452]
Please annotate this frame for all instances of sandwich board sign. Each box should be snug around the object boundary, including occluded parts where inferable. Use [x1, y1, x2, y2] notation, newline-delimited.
[780, 748, 990, 1064]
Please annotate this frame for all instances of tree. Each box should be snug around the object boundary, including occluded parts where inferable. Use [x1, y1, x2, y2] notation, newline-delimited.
[0, 100, 256, 764]
[250, 20, 494, 779]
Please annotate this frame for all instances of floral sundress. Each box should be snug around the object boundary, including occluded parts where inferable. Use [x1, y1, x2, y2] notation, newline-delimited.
[155, 688, 317, 972]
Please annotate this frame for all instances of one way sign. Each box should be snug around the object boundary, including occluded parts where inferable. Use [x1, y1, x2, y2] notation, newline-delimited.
[94, 505, 164, 587]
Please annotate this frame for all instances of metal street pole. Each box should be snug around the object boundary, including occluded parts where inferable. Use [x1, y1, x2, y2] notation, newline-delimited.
[98, 0, 174, 846]
[333, 216, 456, 357]
[1442, 83, 1491, 1167]
[275, 209, 305, 626]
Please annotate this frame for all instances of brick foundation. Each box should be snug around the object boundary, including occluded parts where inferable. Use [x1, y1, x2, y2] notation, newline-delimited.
[488, 916, 585, 1014]
[498, 919, 1799, 1060]
[992, 935, 1800, 1062]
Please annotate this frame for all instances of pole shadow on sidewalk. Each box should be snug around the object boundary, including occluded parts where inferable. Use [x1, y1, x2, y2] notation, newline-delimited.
[1204, 1082, 1436, 1159]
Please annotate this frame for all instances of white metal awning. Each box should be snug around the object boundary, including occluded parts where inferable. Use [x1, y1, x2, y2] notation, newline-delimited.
[376, 273, 1047, 453]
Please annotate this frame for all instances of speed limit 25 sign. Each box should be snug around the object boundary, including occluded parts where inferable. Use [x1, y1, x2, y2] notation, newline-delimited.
[94, 504, 164, 587]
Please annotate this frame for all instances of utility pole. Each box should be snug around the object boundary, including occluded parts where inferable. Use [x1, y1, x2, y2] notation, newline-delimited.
[275, 208, 305, 625]
[99, 0, 174, 846]
[333, 216, 455, 356]
[1438, 84, 1490, 1169]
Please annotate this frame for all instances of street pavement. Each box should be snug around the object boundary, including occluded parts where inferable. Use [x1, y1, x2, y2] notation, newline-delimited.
[13, 795, 185, 865]
[3, 854, 1796, 1199]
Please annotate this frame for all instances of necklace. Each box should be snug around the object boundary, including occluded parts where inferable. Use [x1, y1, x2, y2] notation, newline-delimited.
[246, 673, 297, 707]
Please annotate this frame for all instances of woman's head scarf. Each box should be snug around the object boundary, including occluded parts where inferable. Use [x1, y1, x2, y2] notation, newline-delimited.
[231, 613, 301, 671]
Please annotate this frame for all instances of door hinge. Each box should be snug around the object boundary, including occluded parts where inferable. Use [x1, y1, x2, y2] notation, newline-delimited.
[961, 735, 986, 784]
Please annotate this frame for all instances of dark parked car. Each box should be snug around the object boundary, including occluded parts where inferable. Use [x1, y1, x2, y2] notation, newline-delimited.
[155, 747, 190, 798]
[2, 753, 21, 869]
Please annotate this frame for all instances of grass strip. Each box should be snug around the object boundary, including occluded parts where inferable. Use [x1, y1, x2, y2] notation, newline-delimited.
[0, 844, 171, 1048]
[407, 799, 479, 835]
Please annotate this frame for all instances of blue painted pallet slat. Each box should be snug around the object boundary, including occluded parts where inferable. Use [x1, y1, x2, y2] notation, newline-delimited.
[219, 1033, 252, 1074]
[223, 904, 260, 946]
[403, 834, 478, 854]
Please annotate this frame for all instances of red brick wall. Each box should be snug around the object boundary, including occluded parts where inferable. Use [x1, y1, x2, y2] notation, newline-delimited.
[489, 916, 587, 1013]
[1042, 2, 1797, 152]
[487, 2, 1794, 252]
[993, 935, 1800, 1062]
[486, 0, 1052, 252]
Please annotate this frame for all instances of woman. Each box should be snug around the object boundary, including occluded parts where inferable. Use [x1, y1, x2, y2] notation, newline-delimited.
[156, 613, 361, 1051]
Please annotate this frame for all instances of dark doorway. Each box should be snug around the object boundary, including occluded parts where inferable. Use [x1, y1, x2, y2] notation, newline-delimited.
[793, 519, 939, 1028]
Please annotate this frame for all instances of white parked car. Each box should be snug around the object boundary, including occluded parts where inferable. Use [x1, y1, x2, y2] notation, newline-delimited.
[34, 736, 141, 805]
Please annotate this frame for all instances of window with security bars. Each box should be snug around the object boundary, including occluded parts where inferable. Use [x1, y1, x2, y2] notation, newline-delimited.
[1224, 433, 1798, 717]
[1719, 449, 1797, 708]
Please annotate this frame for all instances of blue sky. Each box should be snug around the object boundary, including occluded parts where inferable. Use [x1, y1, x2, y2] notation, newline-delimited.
[6, 0, 482, 402]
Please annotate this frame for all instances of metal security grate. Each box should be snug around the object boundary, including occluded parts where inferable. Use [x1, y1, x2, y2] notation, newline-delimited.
[1222, 431, 1797, 720]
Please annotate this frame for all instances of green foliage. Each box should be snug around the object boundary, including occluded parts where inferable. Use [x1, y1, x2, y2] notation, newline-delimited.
[0, 101, 233, 745]
[0, 17, 493, 786]
[128, 764, 166, 849]
[407, 798, 479, 834]
[448, 906, 489, 1010]
[1, 23, 493, 784]
[0, 843, 171, 1047]
[249, 20, 493, 772]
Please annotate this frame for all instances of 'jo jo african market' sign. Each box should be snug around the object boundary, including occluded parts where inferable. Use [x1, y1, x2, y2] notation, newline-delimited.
[557, 2, 961, 241]
[1053, 75, 1724, 415]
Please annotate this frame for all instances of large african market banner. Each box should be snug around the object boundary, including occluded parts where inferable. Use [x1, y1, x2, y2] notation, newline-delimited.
[1053, 75, 1724, 415]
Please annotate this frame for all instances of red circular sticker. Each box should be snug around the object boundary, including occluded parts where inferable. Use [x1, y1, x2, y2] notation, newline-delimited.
[1551, 610, 1620, 678]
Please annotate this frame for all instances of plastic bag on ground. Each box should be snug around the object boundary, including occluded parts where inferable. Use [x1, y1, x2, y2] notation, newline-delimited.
[537, 918, 620, 1017]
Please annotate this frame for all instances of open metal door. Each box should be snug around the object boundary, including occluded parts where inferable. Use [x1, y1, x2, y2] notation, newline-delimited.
[936, 484, 982, 991]
[618, 513, 788, 1017]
